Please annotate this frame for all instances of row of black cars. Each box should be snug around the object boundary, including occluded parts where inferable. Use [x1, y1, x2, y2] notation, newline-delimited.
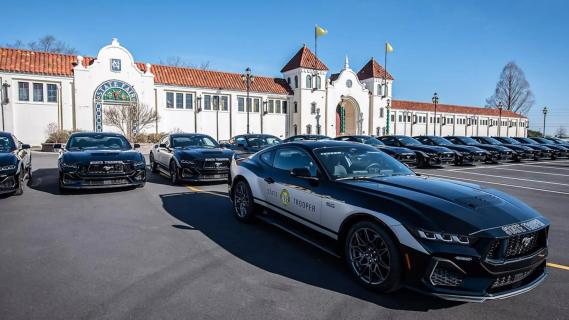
[2, 130, 568, 196]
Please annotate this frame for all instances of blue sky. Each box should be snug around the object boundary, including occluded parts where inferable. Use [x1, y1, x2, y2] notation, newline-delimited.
[3, 0, 568, 134]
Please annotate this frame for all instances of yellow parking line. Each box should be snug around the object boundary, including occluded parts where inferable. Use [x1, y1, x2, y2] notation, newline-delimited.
[186, 185, 201, 192]
[547, 262, 569, 271]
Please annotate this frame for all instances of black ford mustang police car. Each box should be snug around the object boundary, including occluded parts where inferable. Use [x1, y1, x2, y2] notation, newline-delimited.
[149, 133, 233, 183]
[229, 140, 549, 302]
[333, 135, 417, 167]
[414, 136, 488, 165]
[283, 134, 331, 142]
[0, 132, 32, 195]
[56, 132, 146, 190]
[445, 136, 515, 163]
[378, 135, 455, 168]
[223, 134, 282, 156]
[472, 136, 534, 162]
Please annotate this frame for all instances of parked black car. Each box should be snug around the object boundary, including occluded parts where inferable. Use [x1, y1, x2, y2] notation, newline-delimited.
[0, 132, 32, 195]
[529, 137, 569, 158]
[283, 135, 331, 143]
[472, 136, 533, 162]
[334, 135, 417, 166]
[149, 133, 233, 184]
[378, 135, 455, 168]
[445, 136, 515, 163]
[492, 136, 543, 160]
[222, 134, 282, 156]
[414, 136, 488, 165]
[545, 137, 569, 147]
[56, 132, 146, 190]
[512, 137, 560, 160]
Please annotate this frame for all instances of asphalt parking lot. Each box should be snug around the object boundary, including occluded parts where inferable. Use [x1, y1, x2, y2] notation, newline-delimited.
[1, 153, 568, 320]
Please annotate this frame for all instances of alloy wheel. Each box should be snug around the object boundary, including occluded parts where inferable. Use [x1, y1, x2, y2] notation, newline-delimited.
[233, 182, 249, 218]
[348, 227, 390, 285]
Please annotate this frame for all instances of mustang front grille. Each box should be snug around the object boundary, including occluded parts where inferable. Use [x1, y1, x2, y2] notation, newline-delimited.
[485, 229, 546, 261]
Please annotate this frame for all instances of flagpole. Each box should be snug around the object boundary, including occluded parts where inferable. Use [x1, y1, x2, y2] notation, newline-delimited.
[314, 25, 317, 91]
[384, 42, 389, 135]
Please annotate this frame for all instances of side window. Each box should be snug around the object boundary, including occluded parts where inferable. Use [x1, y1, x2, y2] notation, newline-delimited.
[260, 150, 275, 166]
[274, 148, 317, 177]
[235, 137, 247, 146]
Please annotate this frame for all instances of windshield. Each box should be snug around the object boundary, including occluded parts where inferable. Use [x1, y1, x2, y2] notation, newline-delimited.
[532, 138, 551, 144]
[363, 137, 385, 146]
[398, 136, 422, 146]
[429, 136, 453, 145]
[172, 135, 218, 148]
[314, 145, 414, 180]
[67, 134, 131, 150]
[482, 137, 503, 145]
[247, 136, 282, 148]
[499, 137, 520, 144]
[0, 135, 16, 152]
[518, 138, 537, 144]
[458, 137, 480, 145]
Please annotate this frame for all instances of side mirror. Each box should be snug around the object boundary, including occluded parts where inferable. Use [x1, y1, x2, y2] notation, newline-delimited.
[220, 143, 230, 149]
[21, 144, 31, 150]
[133, 143, 141, 149]
[53, 143, 62, 150]
[159, 143, 167, 148]
[290, 167, 314, 179]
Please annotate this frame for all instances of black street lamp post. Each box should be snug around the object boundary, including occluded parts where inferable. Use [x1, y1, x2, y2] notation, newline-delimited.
[1, 82, 10, 131]
[542, 106, 548, 137]
[241, 67, 254, 134]
[316, 108, 321, 134]
[497, 101, 503, 136]
[432, 92, 439, 136]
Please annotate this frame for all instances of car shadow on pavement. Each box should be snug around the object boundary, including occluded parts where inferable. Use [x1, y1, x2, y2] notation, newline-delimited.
[28, 168, 139, 195]
[160, 191, 462, 312]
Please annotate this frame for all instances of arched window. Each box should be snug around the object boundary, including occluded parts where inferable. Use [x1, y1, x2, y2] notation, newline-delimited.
[315, 76, 321, 89]
[287, 77, 290, 85]
[306, 124, 312, 134]
[294, 101, 298, 113]
[377, 84, 382, 96]
[294, 76, 298, 88]
[306, 75, 312, 89]
[379, 107, 384, 118]
[311, 103, 317, 114]
[376, 127, 381, 136]
[293, 124, 298, 135]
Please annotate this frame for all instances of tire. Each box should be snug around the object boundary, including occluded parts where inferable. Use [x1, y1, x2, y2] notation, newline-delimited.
[149, 153, 158, 173]
[26, 165, 33, 186]
[231, 179, 258, 222]
[169, 161, 180, 185]
[344, 221, 402, 293]
[13, 170, 24, 196]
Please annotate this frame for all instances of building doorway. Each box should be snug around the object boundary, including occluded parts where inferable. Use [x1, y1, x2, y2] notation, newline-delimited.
[336, 96, 360, 136]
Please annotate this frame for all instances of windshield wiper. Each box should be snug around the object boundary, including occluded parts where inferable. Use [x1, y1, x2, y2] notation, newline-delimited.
[336, 175, 384, 181]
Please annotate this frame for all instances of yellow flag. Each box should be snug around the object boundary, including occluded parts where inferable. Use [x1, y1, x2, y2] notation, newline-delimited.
[315, 25, 328, 37]
[386, 42, 394, 53]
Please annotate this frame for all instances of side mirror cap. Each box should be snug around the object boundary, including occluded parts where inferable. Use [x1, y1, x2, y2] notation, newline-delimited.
[21, 144, 31, 149]
[53, 143, 62, 150]
[134, 143, 141, 149]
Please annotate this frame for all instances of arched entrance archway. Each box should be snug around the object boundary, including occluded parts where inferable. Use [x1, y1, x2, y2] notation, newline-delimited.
[336, 96, 360, 136]
[93, 79, 138, 132]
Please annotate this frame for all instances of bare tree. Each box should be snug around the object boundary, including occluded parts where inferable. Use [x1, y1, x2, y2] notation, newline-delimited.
[485, 62, 534, 115]
[555, 126, 567, 138]
[103, 103, 159, 141]
[5, 35, 77, 55]
[160, 56, 211, 70]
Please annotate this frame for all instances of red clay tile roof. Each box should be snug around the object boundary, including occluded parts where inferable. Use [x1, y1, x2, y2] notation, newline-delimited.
[0, 47, 292, 95]
[357, 58, 393, 81]
[392, 100, 526, 118]
[280, 45, 329, 73]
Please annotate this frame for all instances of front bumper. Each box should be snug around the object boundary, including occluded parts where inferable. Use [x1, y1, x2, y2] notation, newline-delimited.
[459, 153, 485, 164]
[0, 174, 18, 194]
[426, 153, 455, 166]
[180, 166, 229, 182]
[60, 169, 146, 189]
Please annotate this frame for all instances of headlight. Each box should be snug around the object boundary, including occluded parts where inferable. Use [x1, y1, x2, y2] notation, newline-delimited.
[0, 164, 16, 171]
[180, 159, 195, 165]
[133, 161, 145, 169]
[61, 162, 79, 169]
[418, 229, 471, 245]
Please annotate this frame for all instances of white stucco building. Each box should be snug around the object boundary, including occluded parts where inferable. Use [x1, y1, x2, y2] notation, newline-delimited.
[0, 38, 527, 145]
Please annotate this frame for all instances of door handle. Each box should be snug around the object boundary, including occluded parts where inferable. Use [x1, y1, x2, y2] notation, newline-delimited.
[264, 177, 275, 184]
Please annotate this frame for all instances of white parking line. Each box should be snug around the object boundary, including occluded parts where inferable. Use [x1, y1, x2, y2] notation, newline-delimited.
[425, 173, 569, 195]
[515, 163, 569, 171]
[439, 171, 569, 186]
[481, 167, 569, 177]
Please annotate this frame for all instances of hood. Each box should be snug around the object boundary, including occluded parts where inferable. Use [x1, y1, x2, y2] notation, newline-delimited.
[0, 152, 18, 165]
[377, 146, 415, 154]
[442, 145, 485, 153]
[62, 149, 143, 163]
[404, 145, 454, 154]
[175, 147, 234, 159]
[339, 175, 543, 235]
[473, 144, 511, 152]
[501, 144, 532, 151]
